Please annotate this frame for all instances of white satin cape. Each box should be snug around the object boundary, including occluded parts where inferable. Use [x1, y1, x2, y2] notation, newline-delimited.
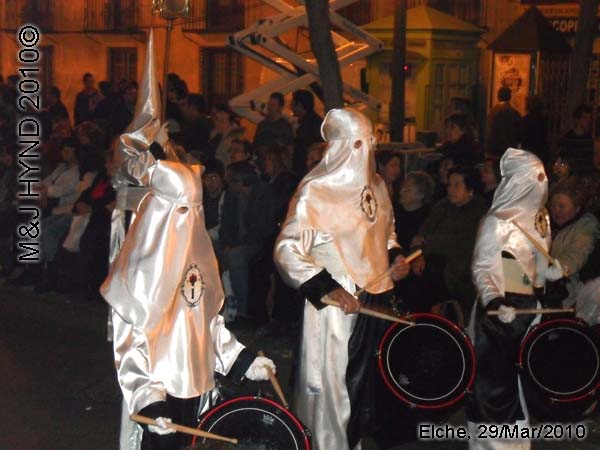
[274, 108, 399, 450]
[468, 148, 548, 450]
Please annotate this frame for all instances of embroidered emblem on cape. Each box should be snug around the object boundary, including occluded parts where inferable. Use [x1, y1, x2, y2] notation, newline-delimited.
[360, 186, 378, 222]
[535, 208, 550, 238]
[181, 264, 205, 307]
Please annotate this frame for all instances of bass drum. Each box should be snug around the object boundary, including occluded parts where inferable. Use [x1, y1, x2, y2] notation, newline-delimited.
[519, 318, 600, 420]
[378, 313, 476, 410]
[193, 396, 311, 450]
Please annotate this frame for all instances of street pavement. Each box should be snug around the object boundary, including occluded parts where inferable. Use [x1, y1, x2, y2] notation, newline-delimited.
[1, 281, 599, 450]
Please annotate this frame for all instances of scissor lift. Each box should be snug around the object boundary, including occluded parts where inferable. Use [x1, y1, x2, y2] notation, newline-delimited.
[227, 0, 384, 123]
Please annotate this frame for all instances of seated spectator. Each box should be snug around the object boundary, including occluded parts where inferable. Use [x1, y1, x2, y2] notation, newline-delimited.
[253, 92, 294, 160]
[202, 159, 226, 243]
[485, 86, 521, 158]
[12, 138, 81, 286]
[291, 89, 323, 176]
[306, 142, 326, 172]
[180, 93, 211, 155]
[36, 145, 104, 293]
[375, 149, 402, 199]
[209, 104, 245, 166]
[550, 152, 574, 187]
[74, 121, 106, 153]
[55, 149, 116, 298]
[393, 171, 436, 313]
[394, 171, 435, 250]
[546, 177, 600, 307]
[230, 139, 253, 164]
[218, 161, 277, 321]
[432, 155, 454, 202]
[75, 150, 117, 299]
[41, 118, 72, 176]
[439, 113, 481, 166]
[410, 166, 487, 316]
[481, 157, 501, 207]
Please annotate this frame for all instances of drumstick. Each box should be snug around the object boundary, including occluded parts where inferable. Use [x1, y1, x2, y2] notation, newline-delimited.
[130, 414, 238, 444]
[353, 249, 423, 297]
[511, 221, 557, 265]
[487, 307, 575, 316]
[258, 350, 289, 409]
[322, 296, 415, 326]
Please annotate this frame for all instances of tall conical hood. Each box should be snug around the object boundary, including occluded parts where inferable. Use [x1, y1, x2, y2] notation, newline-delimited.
[115, 28, 179, 187]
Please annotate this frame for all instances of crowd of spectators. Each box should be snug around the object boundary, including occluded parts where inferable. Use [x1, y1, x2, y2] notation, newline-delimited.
[0, 72, 598, 333]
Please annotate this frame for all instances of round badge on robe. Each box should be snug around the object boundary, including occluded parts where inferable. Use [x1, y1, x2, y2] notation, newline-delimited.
[535, 208, 550, 238]
[360, 186, 378, 222]
[181, 264, 205, 308]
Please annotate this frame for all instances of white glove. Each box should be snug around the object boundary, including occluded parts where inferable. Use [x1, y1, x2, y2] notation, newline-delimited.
[148, 417, 175, 435]
[154, 121, 170, 147]
[245, 356, 276, 381]
[497, 305, 516, 324]
[546, 259, 566, 281]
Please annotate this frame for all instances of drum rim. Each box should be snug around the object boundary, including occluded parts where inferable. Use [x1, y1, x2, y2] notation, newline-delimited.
[519, 318, 600, 401]
[377, 312, 476, 409]
[194, 395, 311, 449]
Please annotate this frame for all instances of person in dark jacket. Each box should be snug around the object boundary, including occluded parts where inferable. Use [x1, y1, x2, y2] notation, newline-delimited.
[77, 152, 117, 299]
[438, 113, 482, 166]
[485, 87, 521, 158]
[291, 89, 323, 177]
[180, 93, 211, 154]
[410, 166, 487, 316]
[518, 95, 549, 164]
[74, 73, 100, 125]
[219, 161, 277, 319]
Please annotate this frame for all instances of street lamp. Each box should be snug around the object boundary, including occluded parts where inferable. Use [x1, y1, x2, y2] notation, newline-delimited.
[152, 0, 190, 122]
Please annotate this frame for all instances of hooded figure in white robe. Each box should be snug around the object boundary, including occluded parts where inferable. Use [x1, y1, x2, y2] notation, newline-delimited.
[102, 28, 274, 450]
[275, 107, 408, 450]
[467, 148, 563, 450]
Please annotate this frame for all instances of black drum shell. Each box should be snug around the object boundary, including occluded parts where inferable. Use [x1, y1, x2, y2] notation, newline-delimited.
[192, 396, 311, 450]
[519, 318, 600, 421]
[377, 313, 476, 414]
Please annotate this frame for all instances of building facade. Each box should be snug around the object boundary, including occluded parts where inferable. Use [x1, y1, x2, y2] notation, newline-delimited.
[1, 1, 597, 139]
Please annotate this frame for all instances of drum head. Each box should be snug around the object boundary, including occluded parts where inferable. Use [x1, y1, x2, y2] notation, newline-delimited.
[378, 313, 475, 409]
[193, 396, 311, 450]
[520, 319, 600, 400]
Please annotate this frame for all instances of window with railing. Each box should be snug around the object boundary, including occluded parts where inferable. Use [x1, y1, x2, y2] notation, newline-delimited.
[3, 0, 54, 32]
[108, 47, 138, 87]
[183, 0, 245, 33]
[201, 47, 244, 108]
[84, 0, 139, 32]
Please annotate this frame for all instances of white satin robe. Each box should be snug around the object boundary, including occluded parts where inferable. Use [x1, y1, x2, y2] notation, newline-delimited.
[467, 148, 550, 450]
[275, 217, 399, 450]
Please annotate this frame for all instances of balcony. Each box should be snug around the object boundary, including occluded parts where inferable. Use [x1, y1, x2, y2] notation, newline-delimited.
[182, 0, 245, 33]
[84, 0, 139, 33]
[3, 0, 54, 32]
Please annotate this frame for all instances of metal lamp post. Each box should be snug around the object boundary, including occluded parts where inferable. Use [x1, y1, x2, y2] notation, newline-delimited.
[152, 0, 190, 122]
